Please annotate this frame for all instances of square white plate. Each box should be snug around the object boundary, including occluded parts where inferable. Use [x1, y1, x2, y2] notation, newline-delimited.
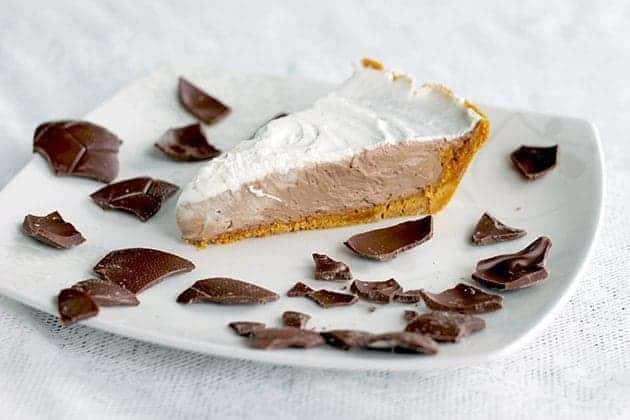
[0, 67, 604, 370]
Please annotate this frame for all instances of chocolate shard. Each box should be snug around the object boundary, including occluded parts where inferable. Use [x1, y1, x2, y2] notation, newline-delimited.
[229, 321, 266, 337]
[250, 327, 324, 350]
[286, 281, 314, 297]
[176, 278, 279, 305]
[350, 279, 402, 304]
[312, 253, 352, 280]
[511, 145, 558, 180]
[71, 279, 139, 306]
[403, 310, 419, 321]
[394, 289, 424, 304]
[282, 311, 311, 328]
[57, 288, 99, 326]
[93, 248, 195, 294]
[22, 211, 85, 249]
[307, 289, 358, 308]
[155, 123, 221, 161]
[33, 120, 122, 183]
[366, 332, 439, 355]
[344, 216, 433, 261]
[320, 330, 374, 350]
[471, 213, 526, 245]
[90, 177, 178, 222]
[178, 77, 230, 124]
[405, 311, 485, 342]
[472, 236, 552, 290]
[419, 283, 503, 314]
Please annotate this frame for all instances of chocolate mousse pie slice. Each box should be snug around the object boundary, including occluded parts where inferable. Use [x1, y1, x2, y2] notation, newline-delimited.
[177, 59, 491, 245]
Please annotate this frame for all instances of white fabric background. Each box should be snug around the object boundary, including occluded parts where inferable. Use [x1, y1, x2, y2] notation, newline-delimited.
[1, 1, 629, 419]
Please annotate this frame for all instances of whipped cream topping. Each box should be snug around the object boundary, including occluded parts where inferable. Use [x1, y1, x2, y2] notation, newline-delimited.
[178, 63, 481, 205]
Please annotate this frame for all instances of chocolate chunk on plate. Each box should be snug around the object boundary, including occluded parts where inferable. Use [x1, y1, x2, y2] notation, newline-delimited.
[33, 120, 122, 183]
[344, 216, 433, 261]
[473, 236, 552, 290]
[94, 248, 195, 294]
[366, 332, 438, 355]
[312, 253, 352, 280]
[22, 211, 85, 249]
[321, 330, 374, 351]
[71, 278, 139, 306]
[307, 289, 358, 308]
[282, 311, 311, 328]
[155, 123, 221, 161]
[286, 282, 314, 297]
[403, 310, 419, 321]
[471, 212, 526, 245]
[405, 311, 485, 342]
[229, 321, 266, 337]
[177, 278, 279, 304]
[178, 77, 230, 124]
[394, 289, 424, 304]
[250, 327, 324, 350]
[90, 177, 178, 222]
[350, 279, 402, 304]
[419, 283, 503, 314]
[57, 288, 99, 326]
[511, 145, 558, 180]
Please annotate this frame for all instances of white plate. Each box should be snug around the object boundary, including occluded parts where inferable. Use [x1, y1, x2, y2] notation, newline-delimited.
[0, 67, 604, 371]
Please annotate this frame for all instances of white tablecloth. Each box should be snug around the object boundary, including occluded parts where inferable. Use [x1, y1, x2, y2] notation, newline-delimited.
[1, 1, 628, 418]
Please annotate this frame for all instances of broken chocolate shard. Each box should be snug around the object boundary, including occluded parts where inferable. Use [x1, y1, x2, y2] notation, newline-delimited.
[250, 327, 324, 350]
[366, 332, 439, 354]
[350, 279, 402, 304]
[471, 213, 526, 245]
[472, 236, 552, 290]
[57, 288, 99, 326]
[307, 289, 358, 308]
[394, 289, 424, 304]
[176, 278, 279, 304]
[33, 120, 122, 183]
[405, 311, 485, 342]
[403, 310, 419, 321]
[286, 282, 314, 297]
[344, 216, 433, 261]
[90, 176, 178, 222]
[22, 211, 85, 249]
[511, 145, 558, 180]
[312, 253, 352, 280]
[71, 279, 139, 306]
[155, 123, 221, 161]
[229, 321, 266, 337]
[178, 77, 230, 124]
[282, 311, 311, 328]
[320, 330, 374, 350]
[419, 283, 503, 314]
[94, 248, 194, 294]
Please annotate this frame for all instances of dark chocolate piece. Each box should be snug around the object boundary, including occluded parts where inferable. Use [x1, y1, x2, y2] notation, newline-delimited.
[350, 279, 402, 304]
[57, 288, 98, 326]
[307, 289, 358, 308]
[90, 177, 178, 222]
[405, 311, 485, 342]
[403, 310, 419, 321]
[511, 145, 558, 180]
[177, 278, 279, 304]
[250, 327, 324, 350]
[155, 123, 221, 161]
[394, 289, 424, 304]
[419, 283, 503, 314]
[229, 321, 266, 337]
[344, 216, 433, 261]
[312, 253, 352, 280]
[33, 120, 122, 183]
[320, 330, 374, 350]
[366, 332, 439, 354]
[22, 211, 85, 249]
[472, 236, 552, 290]
[94, 248, 194, 294]
[282, 311, 311, 328]
[471, 213, 526, 245]
[286, 281, 314, 297]
[178, 78, 230, 124]
[71, 279, 139, 306]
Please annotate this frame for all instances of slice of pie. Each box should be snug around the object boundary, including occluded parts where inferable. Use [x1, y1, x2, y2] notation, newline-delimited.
[177, 59, 490, 245]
